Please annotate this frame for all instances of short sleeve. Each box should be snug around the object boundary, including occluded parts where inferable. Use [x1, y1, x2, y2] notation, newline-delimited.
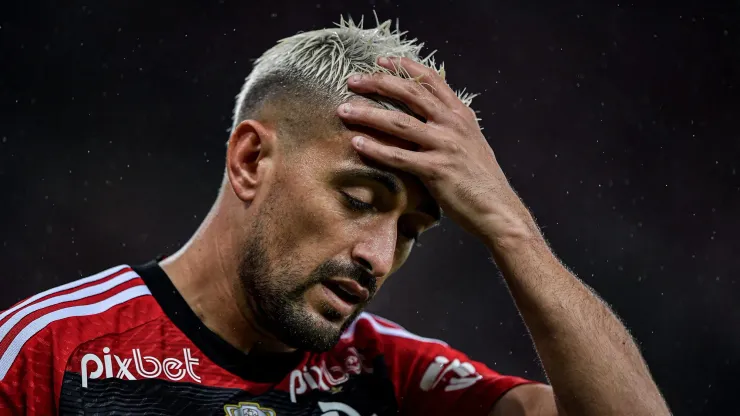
[347, 313, 538, 416]
[397, 339, 538, 415]
[0, 311, 58, 415]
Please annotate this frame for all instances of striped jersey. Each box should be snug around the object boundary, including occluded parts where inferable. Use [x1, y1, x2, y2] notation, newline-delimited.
[0, 261, 534, 415]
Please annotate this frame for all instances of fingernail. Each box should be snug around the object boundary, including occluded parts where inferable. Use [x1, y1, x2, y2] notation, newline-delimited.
[378, 57, 390, 65]
[338, 103, 351, 114]
[352, 136, 364, 148]
[350, 74, 362, 83]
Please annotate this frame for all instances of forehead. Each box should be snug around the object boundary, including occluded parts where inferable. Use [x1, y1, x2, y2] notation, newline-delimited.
[302, 102, 439, 221]
[324, 97, 421, 161]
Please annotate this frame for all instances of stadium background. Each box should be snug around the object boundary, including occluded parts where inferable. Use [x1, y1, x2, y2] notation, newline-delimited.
[1, 0, 737, 414]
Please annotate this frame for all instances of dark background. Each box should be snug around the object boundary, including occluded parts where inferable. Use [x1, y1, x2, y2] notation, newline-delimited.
[1, 0, 737, 414]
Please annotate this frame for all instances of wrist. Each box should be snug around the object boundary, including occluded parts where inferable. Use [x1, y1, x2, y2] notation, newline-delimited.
[479, 209, 543, 252]
[485, 225, 545, 256]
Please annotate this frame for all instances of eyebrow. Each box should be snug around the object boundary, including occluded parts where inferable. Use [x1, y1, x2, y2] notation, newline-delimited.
[336, 166, 442, 223]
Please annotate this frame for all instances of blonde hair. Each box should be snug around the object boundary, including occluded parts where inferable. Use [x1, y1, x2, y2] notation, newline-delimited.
[231, 14, 477, 133]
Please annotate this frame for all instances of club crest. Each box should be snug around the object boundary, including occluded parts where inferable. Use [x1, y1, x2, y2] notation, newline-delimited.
[224, 402, 277, 416]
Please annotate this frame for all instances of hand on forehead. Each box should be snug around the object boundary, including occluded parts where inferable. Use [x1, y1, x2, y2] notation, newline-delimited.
[343, 96, 421, 153]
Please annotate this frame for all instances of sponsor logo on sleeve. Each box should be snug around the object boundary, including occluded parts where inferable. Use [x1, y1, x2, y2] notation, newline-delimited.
[419, 355, 483, 392]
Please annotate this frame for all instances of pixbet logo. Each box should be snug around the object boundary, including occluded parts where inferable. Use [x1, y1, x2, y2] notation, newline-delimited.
[80, 347, 201, 388]
[288, 347, 372, 403]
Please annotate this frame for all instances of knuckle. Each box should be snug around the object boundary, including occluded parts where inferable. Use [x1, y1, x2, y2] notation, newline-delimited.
[440, 156, 456, 171]
[423, 95, 441, 112]
[426, 161, 445, 181]
[373, 75, 390, 91]
[404, 81, 425, 97]
[390, 113, 413, 130]
[369, 72, 384, 82]
[451, 107, 468, 120]
[438, 149, 460, 169]
[451, 117, 468, 133]
[447, 118, 462, 133]
[425, 68, 439, 82]
[389, 149, 407, 164]
[444, 139, 462, 153]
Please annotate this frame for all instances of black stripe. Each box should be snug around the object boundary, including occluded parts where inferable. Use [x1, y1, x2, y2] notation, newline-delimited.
[59, 367, 399, 416]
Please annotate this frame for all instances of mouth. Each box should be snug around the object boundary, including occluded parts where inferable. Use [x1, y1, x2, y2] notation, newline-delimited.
[322, 279, 370, 305]
[317, 278, 370, 317]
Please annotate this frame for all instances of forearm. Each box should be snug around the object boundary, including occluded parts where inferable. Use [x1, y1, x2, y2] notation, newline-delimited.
[484, 216, 670, 416]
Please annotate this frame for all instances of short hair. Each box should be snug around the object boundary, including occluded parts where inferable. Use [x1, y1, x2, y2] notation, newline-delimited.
[230, 14, 477, 147]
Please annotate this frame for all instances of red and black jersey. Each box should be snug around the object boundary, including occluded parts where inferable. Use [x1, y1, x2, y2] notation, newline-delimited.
[0, 261, 536, 415]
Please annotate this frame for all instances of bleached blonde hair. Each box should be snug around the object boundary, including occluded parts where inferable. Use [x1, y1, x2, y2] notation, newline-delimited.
[230, 14, 477, 135]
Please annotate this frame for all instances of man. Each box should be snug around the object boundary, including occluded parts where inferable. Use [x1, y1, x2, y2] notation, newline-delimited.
[0, 16, 670, 415]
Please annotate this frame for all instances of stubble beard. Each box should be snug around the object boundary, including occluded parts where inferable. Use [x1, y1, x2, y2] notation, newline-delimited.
[237, 216, 368, 352]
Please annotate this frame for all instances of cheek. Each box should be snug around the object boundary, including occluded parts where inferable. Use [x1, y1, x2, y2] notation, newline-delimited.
[273, 193, 344, 258]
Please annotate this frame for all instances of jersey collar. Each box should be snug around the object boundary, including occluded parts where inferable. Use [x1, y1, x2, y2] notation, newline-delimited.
[133, 260, 308, 383]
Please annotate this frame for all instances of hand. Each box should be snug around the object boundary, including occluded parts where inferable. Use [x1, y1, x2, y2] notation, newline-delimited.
[337, 57, 539, 246]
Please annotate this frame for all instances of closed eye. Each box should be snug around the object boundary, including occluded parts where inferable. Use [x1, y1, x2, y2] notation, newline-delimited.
[340, 192, 421, 242]
[340, 191, 375, 213]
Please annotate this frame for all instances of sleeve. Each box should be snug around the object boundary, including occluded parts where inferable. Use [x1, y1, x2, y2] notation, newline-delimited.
[397, 341, 538, 415]
[0, 308, 61, 415]
[357, 314, 539, 416]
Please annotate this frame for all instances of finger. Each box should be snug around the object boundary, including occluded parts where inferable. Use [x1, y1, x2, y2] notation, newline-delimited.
[379, 56, 461, 110]
[350, 135, 429, 178]
[347, 72, 445, 123]
[337, 102, 438, 149]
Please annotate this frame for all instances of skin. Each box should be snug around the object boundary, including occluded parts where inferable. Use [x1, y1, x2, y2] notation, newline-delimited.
[160, 56, 672, 415]
[160, 93, 437, 354]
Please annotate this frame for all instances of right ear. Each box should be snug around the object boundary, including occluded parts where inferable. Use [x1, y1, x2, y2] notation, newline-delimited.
[225, 119, 277, 203]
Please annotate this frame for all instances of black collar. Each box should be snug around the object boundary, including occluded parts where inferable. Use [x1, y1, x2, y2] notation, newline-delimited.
[133, 260, 307, 383]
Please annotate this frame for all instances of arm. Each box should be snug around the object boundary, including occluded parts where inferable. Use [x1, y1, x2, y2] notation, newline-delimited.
[483, 212, 671, 416]
[492, 384, 558, 416]
[339, 56, 670, 415]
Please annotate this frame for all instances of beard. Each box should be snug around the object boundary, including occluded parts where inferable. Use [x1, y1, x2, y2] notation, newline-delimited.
[237, 214, 377, 352]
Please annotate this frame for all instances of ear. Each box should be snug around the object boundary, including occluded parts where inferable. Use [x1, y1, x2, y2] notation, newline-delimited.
[225, 119, 277, 203]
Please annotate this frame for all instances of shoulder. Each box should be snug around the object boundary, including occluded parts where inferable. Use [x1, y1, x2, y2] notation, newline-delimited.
[0, 264, 157, 382]
[338, 312, 448, 353]
[333, 312, 538, 415]
[336, 312, 468, 374]
[335, 312, 466, 388]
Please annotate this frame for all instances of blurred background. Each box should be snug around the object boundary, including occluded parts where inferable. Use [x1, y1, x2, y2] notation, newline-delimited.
[1, 0, 737, 414]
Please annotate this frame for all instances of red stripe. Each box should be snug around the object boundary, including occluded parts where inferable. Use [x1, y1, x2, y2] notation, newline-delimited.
[0, 278, 145, 358]
[0, 267, 132, 328]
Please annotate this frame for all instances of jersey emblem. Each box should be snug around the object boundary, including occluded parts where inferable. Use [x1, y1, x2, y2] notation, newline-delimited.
[224, 401, 277, 416]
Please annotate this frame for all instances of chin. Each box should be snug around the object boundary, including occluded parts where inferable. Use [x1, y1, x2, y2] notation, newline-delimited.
[266, 286, 365, 352]
[260, 303, 345, 352]
[294, 314, 346, 352]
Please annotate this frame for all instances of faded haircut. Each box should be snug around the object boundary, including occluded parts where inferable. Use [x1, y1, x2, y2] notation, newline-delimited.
[230, 15, 477, 148]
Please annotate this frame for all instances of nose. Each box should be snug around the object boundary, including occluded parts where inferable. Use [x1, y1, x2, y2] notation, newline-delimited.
[350, 223, 397, 279]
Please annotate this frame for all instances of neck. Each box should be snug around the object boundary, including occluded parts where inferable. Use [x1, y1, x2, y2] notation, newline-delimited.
[158, 194, 294, 354]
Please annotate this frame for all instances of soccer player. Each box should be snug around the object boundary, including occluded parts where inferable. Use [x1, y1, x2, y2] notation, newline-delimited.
[0, 17, 670, 415]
